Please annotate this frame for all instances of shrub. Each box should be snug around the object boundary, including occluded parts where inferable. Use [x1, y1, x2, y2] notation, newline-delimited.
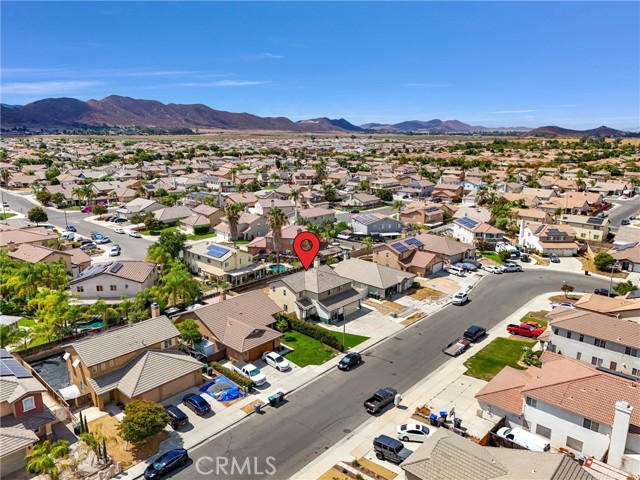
[594, 252, 615, 271]
[498, 251, 512, 263]
[522, 347, 542, 367]
[613, 280, 638, 295]
[209, 362, 254, 389]
[193, 224, 210, 235]
[285, 315, 343, 351]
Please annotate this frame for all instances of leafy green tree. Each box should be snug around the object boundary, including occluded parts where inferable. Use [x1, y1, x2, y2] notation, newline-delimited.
[561, 283, 575, 298]
[156, 230, 187, 259]
[150, 260, 201, 307]
[613, 280, 638, 296]
[593, 252, 615, 271]
[376, 189, 393, 202]
[495, 217, 508, 231]
[51, 192, 66, 206]
[118, 292, 150, 323]
[45, 166, 61, 181]
[362, 236, 374, 257]
[392, 200, 404, 218]
[322, 183, 338, 202]
[92, 205, 108, 217]
[28, 207, 49, 225]
[35, 190, 52, 205]
[177, 318, 203, 347]
[117, 400, 169, 445]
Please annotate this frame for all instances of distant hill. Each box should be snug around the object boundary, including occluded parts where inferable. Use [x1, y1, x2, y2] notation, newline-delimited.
[525, 125, 624, 138]
[0, 96, 359, 133]
[360, 119, 530, 133]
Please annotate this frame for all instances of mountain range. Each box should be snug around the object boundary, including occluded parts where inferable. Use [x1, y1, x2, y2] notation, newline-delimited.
[0, 95, 627, 136]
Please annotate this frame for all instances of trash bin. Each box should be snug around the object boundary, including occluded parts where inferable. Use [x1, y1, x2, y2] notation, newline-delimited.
[394, 394, 402, 407]
[436, 417, 446, 428]
[253, 403, 262, 414]
[454, 417, 462, 429]
[429, 413, 438, 426]
[73, 424, 81, 435]
[439, 411, 448, 421]
[268, 395, 277, 407]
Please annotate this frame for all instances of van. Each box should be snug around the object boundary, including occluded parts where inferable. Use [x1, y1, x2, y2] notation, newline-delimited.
[446, 265, 465, 277]
[60, 231, 75, 240]
[373, 435, 412, 464]
[496, 426, 550, 452]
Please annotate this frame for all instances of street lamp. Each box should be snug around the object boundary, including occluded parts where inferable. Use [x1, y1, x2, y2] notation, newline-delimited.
[609, 261, 619, 293]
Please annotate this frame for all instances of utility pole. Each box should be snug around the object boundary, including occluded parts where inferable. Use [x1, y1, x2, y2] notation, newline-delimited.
[609, 261, 617, 293]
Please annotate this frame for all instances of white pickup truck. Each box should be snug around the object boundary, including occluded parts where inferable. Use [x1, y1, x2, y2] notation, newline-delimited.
[232, 361, 267, 386]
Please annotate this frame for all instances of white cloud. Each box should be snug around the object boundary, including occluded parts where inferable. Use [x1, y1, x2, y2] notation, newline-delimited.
[1, 80, 101, 95]
[487, 109, 537, 114]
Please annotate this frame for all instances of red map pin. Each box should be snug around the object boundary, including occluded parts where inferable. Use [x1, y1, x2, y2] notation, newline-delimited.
[293, 231, 321, 271]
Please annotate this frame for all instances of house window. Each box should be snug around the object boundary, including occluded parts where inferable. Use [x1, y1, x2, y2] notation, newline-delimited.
[125, 284, 129, 289]
[579, 334, 584, 342]
[282, 289, 286, 296]
[101, 362, 106, 370]
[633, 368, 639, 376]
[224, 262, 229, 267]
[576, 352, 582, 361]
[625, 347, 639, 357]
[553, 328, 558, 335]
[566, 436, 583, 452]
[594, 235, 599, 240]
[536, 424, 552, 439]
[110, 285, 117, 291]
[591, 356, 603, 366]
[284, 304, 288, 312]
[164, 339, 172, 348]
[198, 255, 201, 260]
[92, 366, 97, 373]
[581, 233, 586, 238]
[108, 360, 114, 367]
[96, 285, 103, 292]
[328, 290, 331, 295]
[77, 286, 84, 293]
[566, 330, 571, 339]
[525, 397, 537, 408]
[22, 396, 36, 412]
[594, 338, 606, 348]
[583, 418, 599, 432]
[207, 259, 211, 264]
[80, 380, 84, 392]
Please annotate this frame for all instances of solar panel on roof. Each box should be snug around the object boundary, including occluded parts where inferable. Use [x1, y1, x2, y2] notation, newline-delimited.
[405, 237, 423, 247]
[0, 349, 13, 359]
[457, 217, 478, 228]
[110, 262, 123, 273]
[391, 242, 408, 252]
[207, 245, 230, 258]
[0, 359, 32, 378]
[587, 217, 604, 225]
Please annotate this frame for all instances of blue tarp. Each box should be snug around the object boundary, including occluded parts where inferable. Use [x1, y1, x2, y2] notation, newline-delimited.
[200, 375, 246, 402]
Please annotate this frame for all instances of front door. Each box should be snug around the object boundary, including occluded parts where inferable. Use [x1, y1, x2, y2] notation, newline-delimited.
[610, 361, 617, 370]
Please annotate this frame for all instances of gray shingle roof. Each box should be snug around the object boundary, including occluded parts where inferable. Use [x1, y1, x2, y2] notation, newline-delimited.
[0, 427, 38, 456]
[332, 259, 415, 289]
[67, 316, 179, 367]
[1, 407, 55, 431]
[318, 289, 361, 311]
[274, 265, 351, 294]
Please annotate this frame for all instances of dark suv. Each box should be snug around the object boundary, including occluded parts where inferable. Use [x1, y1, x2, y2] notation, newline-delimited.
[594, 288, 618, 297]
[144, 449, 189, 479]
[164, 405, 188, 429]
[463, 325, 486, 342]
[373, 435, 412, 464]
[182, 393, 211, 416]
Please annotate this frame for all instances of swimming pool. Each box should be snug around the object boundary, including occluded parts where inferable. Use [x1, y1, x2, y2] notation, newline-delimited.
[76, 320, 104, 330]
[268, 264, 286, 273]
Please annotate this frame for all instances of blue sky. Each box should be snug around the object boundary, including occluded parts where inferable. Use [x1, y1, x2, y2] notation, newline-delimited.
[2, 2, 638, 129]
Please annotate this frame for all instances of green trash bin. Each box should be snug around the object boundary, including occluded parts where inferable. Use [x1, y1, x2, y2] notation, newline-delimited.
[268, 395, 277, 407]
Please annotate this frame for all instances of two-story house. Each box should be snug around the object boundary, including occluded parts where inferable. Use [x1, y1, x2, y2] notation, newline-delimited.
[69, 261, 159, 300]
[332, 258, 416, 299]
[546, 306, 640, 376]
[476, 352, 639, 473]
[399, 203, 443, 227]
[247, 225, 309, 256]
[0, 349, 56, 476]
[214, 211, 269, 242]
[184, 241, 266, 287]
[558, 214, 609, 243]
[370, 177, 401, 193]
[63, 316, 202, 410]
[452, 217, 504, 246]
[351, 213, 403, 237]
[298, 207, 336, 226]
[371, 237, 444, 277]
[268, 265, 361, 323]
[518, 222, 579, 257]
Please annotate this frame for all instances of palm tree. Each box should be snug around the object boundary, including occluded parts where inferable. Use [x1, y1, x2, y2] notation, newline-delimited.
[392, 200, 404, 219]
[89, 300, 120, 327]
[224, 202, 246, 248]
[47, 237, 65, 251]
[0, 325, 21, 348]
[362, 236, 374, 258]
[288, 189, 301, 223]
[321, 183, 337, 202]
[358, 179, 370, 192]
[25, 439, 68, 480]
[0, 168, 9, 188]
[151, 260, 202, 307]
[268, 207, 287, 271]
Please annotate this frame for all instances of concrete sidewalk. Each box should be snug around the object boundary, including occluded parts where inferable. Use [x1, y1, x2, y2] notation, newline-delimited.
[290, 291, 560, 480]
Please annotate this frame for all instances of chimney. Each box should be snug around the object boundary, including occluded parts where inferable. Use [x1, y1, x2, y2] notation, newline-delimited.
[608, 401, 633, 469]
[150, 302, 160, 318]
[314, 257, 321, 268]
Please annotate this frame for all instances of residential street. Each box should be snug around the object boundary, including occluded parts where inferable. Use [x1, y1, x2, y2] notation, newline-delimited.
[0, 189, 152, 260]
[608, 195, 640, 228]
[176, 270, 604, 480]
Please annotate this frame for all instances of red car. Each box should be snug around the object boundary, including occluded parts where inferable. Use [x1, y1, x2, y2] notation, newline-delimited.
[507, 323, 545, 338]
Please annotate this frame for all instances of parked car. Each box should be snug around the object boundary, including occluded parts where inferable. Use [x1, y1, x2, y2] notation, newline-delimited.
[482, 265, 503, 274]
[520, 253, 530, 262]
[66, 225, 77, 232]
[114, 227, 125, 234]
[231, 361, 267, 386]
[451, 291, 469, 305]
[81, 206, 93, 213]
[445, 265, 465, 277]
[496, 427, 550, 453]
[164, 405, 189, 430]
[456, 262, 478, 271]
[397, 423, 430, 443]
[90, 232, 102, 240]
[463, 325, 486, 342]
[60, 231, 75, 241]
[338, 352, 362, 371]
[551, 302, 575, 309]
[373, 435, 412, 464]
[95, 236, 111, 244]
[144, 448, 189, 479]
[109, 245, 121, 257]
[502, 263, 523, 273]
[181, 393, 211, 416]
[350, 209, 360, 214]
[114, 217, 128, 224]
[442, 337, 471, 357]
[621, 219, 631, 226]
[364, 387, 397, 414]
[594, 288, 618, 297]
[507, 323, 545, 338]
[2, 201, 9, 208]
[164, 306, 183, 317]
[104, 216, 114, 222]
[128, 230, 142, 238]
[80, 242, 98, 251]
[261, 351, 291, 372]
[549, 254, 560, 263]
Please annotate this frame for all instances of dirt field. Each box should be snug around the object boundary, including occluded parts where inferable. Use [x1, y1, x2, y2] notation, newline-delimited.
[577, 255, 629, 279]
[409, 286, 444, 300]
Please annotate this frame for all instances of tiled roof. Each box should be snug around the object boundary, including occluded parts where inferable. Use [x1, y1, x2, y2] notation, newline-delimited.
[413, 233, 475, 257]
[573, 293, 640, 314]
[69, 261, 156, 285]
[7, 243, 66, 263]
[275, 265, 352, 294]
[0, 377, 46, 403]
[67, 316, 179, 367]
[317, 288, 361, 311]
[0, 427, 38, 456]
[475, 366, 536, 415]
[333, 259, 415, 289]
[547, 307, 640, 347]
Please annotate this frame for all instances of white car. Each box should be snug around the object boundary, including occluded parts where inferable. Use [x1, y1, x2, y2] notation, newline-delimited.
[451, 292, 469, 305]
[482, 265, 503, 274]
[551, 302, 575, 309]
[128, 231, 141, 238]
[95, 236, 111, 244]
[114, 227, 125, 234]
[501, 263, 523, 273]
[397, 423, 430, 443]
[261, 351, 291, 371]
[109, 245, 121, 257]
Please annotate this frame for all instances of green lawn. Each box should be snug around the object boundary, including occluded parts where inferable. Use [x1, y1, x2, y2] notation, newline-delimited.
[18, 318, 36, 328]
[0, 213, 16, 220]
[322, 328, 369, 350]
[186, 232, 217, 241]
[481, 251, 506, 264]
[520, 312, 548, 328]
[65, 206, 81, 211]
[140, 227, 180, 236]
[281, 331, 336, 367]
[464, 337, 536, 381]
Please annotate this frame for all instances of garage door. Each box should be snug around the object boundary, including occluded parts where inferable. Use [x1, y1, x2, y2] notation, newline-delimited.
[432, 262, 443, 273]
[1, 450, 27, 476]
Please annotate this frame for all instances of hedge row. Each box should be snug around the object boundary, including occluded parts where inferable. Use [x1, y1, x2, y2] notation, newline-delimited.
[209, 362, 254, 389]
[288, 316, 344, 352]
[193, 224, 211, 235]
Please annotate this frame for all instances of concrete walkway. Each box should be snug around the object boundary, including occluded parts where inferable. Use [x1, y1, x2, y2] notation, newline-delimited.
[290, 291, 560, 480]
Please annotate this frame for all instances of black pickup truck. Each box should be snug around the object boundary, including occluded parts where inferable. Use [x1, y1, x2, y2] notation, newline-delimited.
[364, 387, 398, 414]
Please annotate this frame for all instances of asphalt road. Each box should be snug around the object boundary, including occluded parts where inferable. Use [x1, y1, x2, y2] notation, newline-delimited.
[0, 189, 152, 260]
[176, 270, 604, 480]
[608, 196, 640, 228]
